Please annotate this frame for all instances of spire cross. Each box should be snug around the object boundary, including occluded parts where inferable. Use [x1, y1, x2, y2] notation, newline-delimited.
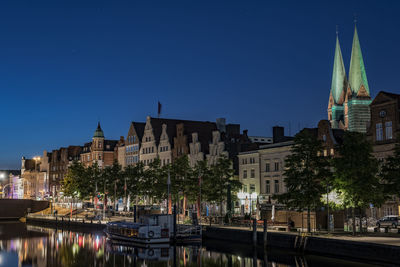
[354, 13, 357, 25]
[336, 25, 338, 36]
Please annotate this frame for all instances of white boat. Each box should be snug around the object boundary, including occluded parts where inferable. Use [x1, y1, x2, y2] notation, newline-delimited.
[104, 214, 174, 246]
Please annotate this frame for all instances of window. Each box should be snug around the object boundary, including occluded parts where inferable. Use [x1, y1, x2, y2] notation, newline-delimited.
[274, 162, 279, 171]
[376, 123, 383, 141]
[274, 180, 279, 193]
[243, 170, 247, 179]
[266, 180, 270, 194]
[250, 169, 255, 178]
[385, 121, 392, 140]
[265, 163, 270, 172]
[152, 147, 154, 153]
[330, 148, 334, 155]
[323, 149, 327, 157]
[243, 185, 247, 193]
[250, 184, 255, 193]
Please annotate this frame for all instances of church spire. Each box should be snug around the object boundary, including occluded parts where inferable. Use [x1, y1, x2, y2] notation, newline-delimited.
[348, 25, 370, 96]
[93, 122, 104, 138]
[330, 33, 347, 104]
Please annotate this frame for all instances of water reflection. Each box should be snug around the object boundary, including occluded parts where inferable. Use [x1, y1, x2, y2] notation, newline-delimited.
[0, 222, 382, 267]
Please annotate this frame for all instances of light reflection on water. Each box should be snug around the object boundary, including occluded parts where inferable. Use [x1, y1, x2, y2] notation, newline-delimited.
[0, 222, 382, 267]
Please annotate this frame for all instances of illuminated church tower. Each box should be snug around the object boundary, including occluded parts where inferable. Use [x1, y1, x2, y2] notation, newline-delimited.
[328, 25, 371, 133]
[328, 33, 347, 129]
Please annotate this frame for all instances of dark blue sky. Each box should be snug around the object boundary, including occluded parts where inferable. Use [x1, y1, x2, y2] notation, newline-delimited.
[1, 0, 400, 169]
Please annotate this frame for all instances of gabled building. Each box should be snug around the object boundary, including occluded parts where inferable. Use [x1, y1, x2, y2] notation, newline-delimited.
[367, 91, 400, 160]
[80, 123, 118, 168]
[49, 146, 81, 196]
[125, 122, 145, 167]
[328, 26, 372, 133]
[367, 91, 400, 217]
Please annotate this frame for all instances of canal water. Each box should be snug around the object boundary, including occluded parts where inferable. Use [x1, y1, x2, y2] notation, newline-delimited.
[0, 221, 384, 266]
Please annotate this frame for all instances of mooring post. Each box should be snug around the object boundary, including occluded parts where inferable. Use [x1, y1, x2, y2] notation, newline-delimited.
[263, 219, 267, 248]
[252, 219, 257, 246]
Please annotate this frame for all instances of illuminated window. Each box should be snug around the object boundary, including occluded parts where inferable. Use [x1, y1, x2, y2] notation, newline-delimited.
[376, 123, 383, 141]
[385, 121, 392, 140]
[250, 184, 255, 193]
[274, 180, 279, 193]
[274, 162, 279, 171]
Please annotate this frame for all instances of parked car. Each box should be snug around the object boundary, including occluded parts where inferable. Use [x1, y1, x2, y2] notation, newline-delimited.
[376, 215, 400, 229]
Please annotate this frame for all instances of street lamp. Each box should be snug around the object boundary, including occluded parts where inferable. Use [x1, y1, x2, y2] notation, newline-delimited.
[0, 173, 6, 199]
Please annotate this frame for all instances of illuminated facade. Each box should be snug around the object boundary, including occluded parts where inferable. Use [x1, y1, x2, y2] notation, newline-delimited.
[328, 26, 371, 133]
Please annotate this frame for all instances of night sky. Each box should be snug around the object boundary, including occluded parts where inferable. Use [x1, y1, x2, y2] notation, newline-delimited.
[1, 0, 400, 169]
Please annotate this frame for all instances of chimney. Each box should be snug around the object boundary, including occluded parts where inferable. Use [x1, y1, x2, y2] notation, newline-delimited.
[216, 118, 226, 133]
[273, 126, 285, 143]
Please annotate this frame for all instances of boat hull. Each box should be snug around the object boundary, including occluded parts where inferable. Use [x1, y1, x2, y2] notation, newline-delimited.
[104, 229, 170, 247]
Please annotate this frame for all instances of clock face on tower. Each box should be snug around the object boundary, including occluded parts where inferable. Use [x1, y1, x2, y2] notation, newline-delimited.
[379, 110, 386, 118]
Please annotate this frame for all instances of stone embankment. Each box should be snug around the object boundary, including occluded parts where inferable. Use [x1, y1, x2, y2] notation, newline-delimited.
[203, 226, 400, 265]
[0, 199, 48, 219]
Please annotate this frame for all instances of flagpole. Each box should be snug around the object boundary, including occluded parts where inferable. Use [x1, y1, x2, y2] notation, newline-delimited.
[124, 178, 127, 211]
[114, 181, 117, 212]
[167, 169, 171, 214]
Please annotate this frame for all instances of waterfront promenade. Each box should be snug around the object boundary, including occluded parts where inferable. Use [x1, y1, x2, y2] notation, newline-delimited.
[27, 213, 400, 247]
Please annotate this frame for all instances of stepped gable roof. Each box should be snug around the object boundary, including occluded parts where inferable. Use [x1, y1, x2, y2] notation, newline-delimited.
[149, 117, 217, 150]
[132, 122, 146, 142]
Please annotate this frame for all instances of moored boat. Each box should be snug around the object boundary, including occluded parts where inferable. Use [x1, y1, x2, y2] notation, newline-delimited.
[104, 214, 173, 246]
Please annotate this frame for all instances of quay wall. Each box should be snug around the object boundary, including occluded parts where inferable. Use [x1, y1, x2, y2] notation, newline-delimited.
[0, 199, 49, 219]
[27, 216, 106, 230]
[203, 226, 400, 264]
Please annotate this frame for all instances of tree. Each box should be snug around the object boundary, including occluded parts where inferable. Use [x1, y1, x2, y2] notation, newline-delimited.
[205, 156, 240, 216]
[170, 155, 192, 216]
[124, 162, 145, 204]
[275, 130, 331, 233]
[333, 131, 384, 235]
[101, 161, 123, 209]
[63, 161, 93, 200]
[380, 136, 400, 198]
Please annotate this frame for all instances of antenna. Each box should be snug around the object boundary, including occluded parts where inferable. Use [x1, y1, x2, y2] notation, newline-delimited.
[336, 25, 339, 36]
[353, 13, 357, 25]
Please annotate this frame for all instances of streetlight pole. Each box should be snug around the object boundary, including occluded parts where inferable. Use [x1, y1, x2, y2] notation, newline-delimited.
[327, 184, 330, 232]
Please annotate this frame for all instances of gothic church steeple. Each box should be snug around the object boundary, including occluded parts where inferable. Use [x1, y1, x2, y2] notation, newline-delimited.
[348, 25, 370, 97]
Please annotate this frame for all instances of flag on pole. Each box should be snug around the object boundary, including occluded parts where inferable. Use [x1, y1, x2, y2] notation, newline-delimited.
[158, 101, 162, 118]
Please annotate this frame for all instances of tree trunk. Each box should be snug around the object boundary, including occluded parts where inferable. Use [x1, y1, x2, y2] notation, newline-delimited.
[220, 201, 223, 216]
[196, 195, 201, 220]
[307, 207, 311, 233]
[183, 194, 187, 219]
[352, 207, 356, 236]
